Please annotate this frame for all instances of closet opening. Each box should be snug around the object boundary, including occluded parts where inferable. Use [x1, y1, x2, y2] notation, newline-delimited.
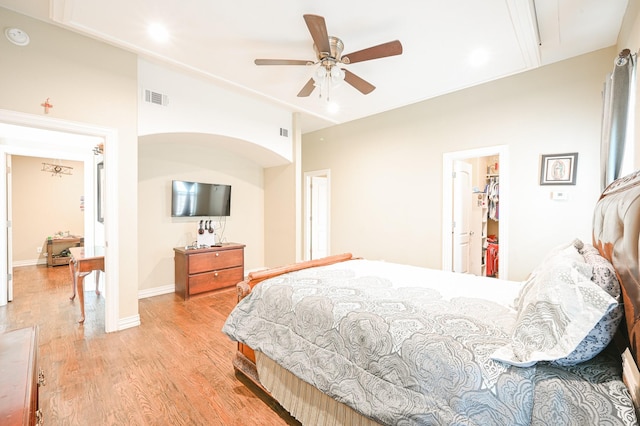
[442, 146, 509, 279]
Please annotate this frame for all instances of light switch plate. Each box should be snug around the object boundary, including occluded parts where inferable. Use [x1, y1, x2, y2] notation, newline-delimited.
[551, 191, 568, 200]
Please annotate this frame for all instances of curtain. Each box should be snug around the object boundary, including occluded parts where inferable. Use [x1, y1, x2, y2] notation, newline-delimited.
[601, 49, 636, 190]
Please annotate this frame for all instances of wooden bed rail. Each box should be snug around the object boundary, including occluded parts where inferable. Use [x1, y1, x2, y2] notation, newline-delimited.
[236, 253, 355, 300]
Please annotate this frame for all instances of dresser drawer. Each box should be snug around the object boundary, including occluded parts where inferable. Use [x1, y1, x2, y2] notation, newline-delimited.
[188, 266, 244, 294]
[188, 249, 243, 274]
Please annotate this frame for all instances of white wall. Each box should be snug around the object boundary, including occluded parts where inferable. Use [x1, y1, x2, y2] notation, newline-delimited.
[303, 48, 614, 281]
[138, 59, 294, 167]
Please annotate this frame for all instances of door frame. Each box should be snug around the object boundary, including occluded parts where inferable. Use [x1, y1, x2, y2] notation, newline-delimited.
[304, 169, 331, 261]
[0, 109, 120, 332]
[442, 145, 509, 279]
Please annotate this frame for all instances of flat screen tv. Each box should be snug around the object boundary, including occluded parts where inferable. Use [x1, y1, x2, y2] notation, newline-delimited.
[171, 180, 231, 217]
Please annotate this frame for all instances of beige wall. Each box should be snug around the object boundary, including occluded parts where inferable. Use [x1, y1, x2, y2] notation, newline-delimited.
[0, 8, 139, 322]
[263, 114, 303, 268]
[11, 156, 84, 264]
[303, 48, 615, 281]
[264, 164, 297, 267]
[137, 135, 265, 290]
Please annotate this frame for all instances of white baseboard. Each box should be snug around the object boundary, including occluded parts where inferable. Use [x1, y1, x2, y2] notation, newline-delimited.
[13, 259, 47, 268]
[138, 284, 175, 299]
[118, 314, 141, 330]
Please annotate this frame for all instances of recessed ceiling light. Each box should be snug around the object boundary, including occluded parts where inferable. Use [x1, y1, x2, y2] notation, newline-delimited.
[469, 48, 490, 67]
[5, 27, 30, 46]
[148, 23, 169, 43]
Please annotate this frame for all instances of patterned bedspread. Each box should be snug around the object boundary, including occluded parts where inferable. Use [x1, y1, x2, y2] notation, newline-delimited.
[222, 259, 637, 425]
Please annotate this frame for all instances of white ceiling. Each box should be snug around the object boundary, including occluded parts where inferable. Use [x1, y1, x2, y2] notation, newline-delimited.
[0, 0, 629, 133]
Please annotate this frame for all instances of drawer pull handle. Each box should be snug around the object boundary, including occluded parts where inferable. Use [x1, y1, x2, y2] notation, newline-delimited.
[215, 252, 219, 257]
[214, 272, 219, 277]
[38, 368, 46, 386]
[36, 409, 43, 425]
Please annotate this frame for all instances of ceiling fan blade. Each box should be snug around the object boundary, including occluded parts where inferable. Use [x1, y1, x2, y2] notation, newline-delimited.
[343, 69, 375, 94]
[303, 14, 331, 55]
[297, 78, 316, 97]
[255, 59, 313, 66]
[342, 40, 403, 64]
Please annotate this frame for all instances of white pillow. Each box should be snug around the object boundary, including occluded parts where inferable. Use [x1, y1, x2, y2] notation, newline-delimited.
[553, 243, 623, 366]
[514, 241, 584, 311]
[580, 243, 621, 300]
[492, 254, 621, 367]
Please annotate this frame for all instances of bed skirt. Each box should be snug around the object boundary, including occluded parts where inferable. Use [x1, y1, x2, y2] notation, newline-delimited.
[255, 351, 381, 426]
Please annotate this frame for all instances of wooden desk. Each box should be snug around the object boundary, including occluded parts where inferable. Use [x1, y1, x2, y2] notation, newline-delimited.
[69, 246, 104, 324]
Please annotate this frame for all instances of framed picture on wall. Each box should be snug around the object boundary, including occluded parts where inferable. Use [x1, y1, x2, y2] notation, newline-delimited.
[97, 162, 104, 223]
[540, 152, 578, 185]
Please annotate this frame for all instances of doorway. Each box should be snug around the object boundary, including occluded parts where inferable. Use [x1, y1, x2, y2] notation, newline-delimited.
[0, 109, 120, 332]
[442, 145, 509, 279]
[304, 170, 330, 260]
[2, 137, 96, 299]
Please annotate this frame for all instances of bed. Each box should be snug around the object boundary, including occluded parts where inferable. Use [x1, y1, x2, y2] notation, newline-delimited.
[222, 169, 640, 425]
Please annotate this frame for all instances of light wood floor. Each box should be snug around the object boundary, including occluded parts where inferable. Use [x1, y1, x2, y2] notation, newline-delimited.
[0, 264, 299, 425]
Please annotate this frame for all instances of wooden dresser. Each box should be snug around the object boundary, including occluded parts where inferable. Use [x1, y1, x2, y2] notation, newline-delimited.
[0, 326, 43, 425]
[174, 243, 245, 300]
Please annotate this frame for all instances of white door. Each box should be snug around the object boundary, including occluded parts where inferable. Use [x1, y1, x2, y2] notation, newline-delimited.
[305, 171, 330, 260]
[452, 160, 472, 273]
[6, 154, 12, 301]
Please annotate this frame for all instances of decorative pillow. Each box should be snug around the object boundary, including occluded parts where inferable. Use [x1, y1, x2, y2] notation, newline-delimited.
[514, 240, 584, 312]
[551, 243, 624, 366]
[580, 244, 621, 300]
[530, 240, 584, 275]
[492, 254, 621, 367]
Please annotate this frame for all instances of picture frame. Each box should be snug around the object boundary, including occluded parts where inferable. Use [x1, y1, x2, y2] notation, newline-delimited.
[539, 152, 578, 185]
[97, 161, 105, 223]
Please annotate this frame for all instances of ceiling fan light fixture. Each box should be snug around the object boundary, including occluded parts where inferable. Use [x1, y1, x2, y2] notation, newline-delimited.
[312, 63, 344, 101]
[330, 66, 345, 83]
[255, 14, 402, 100]
[313, 65, 327, 83]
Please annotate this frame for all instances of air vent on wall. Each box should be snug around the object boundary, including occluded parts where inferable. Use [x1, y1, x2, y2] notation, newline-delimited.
[279, 128, 289, 137]
[143, 89, 169, 106]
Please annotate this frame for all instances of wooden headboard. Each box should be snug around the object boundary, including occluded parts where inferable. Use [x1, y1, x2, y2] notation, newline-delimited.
[593, 169, 640, 369]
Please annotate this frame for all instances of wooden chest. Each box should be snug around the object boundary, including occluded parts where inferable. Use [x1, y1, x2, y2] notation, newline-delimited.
[0, 326, 43, 425]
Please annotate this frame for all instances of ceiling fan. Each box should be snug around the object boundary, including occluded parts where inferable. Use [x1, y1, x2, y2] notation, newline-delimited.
[254, 14, 403, 98]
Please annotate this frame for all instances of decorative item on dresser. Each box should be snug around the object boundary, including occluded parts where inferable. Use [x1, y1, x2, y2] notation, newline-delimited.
[0, 326, 44, 425]
[174, 243, 245, 300]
